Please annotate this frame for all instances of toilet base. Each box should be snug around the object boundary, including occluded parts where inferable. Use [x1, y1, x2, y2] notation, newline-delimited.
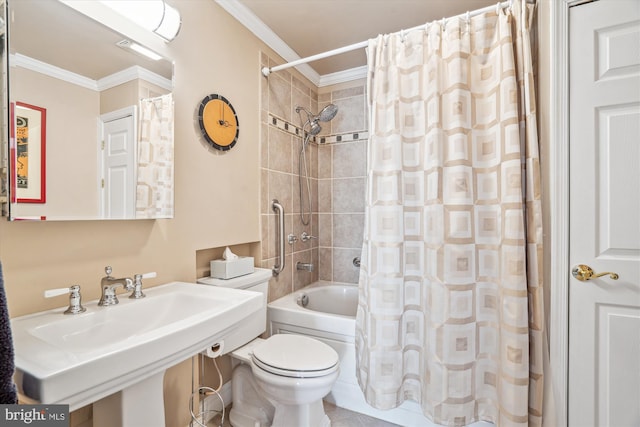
[229, 364, 333, 427]
[229, 364, 274, 427]
[271, 400, 331, 427]
[229, 337, 337, 427]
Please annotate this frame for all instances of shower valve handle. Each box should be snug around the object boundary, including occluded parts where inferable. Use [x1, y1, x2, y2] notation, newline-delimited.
[300, 232, 317, 242]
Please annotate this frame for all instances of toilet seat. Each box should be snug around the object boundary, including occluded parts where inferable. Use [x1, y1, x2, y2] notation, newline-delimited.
[251, 334, 339, 379]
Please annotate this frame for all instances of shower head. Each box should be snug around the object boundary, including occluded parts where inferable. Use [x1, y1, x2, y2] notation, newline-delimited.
[308, 121, 322, 135]
[296, 104, 339, 125]
[316, 103, 338, 122]
[295, 104, 338, 138]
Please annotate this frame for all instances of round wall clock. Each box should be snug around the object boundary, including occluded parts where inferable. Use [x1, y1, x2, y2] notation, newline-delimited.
[198, 94, 239, 151]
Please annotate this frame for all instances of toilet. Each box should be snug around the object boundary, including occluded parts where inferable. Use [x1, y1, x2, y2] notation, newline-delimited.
[198, 268, 340, 427]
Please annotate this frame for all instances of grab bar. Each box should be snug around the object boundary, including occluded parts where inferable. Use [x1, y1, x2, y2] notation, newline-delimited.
[272, 199, 285, 275]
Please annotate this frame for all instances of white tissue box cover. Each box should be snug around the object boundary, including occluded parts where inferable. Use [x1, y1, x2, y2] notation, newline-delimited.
[210, 256, 254, 279]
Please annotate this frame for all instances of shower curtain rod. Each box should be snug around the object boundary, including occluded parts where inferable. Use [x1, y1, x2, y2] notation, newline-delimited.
[261, 0, 518, 77]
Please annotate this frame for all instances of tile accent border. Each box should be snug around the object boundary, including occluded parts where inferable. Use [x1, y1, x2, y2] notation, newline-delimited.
[268, 113, 369, 145]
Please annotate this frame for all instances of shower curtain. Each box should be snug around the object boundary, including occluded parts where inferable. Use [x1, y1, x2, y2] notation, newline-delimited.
[136, 93, 174, 219]
[355, 1, 543, 426]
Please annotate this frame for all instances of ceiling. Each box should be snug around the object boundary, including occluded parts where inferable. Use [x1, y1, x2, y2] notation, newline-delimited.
[11, 0, 172, 81]
[13, 1, 504, 87]
[223, 0, 500, 85]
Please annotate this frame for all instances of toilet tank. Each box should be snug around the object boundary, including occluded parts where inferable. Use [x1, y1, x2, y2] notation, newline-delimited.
[197, 268, 272, 354]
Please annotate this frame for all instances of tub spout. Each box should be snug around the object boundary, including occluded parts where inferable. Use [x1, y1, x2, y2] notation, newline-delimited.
[296, 262, 314, 272]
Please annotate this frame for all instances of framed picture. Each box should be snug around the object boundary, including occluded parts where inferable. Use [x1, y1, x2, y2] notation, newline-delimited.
[10, 102, 46, 203]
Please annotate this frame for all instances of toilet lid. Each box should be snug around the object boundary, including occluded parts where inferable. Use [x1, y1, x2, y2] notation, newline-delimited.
[251, 334, 339, 378]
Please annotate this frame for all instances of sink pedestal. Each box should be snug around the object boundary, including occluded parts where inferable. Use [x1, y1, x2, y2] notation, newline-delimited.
[93, 371, 165, 427]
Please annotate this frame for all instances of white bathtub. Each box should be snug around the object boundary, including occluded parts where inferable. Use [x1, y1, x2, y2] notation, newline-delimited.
[268, 281, 356, 343]
[294, 282, 358, 317]
[267, 282, 438, 426]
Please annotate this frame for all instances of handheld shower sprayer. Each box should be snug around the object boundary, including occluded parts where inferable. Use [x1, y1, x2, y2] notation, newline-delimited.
[295, 103, 339, 225]
[296, 104, 339, 137]
[308, 120, 322, 136]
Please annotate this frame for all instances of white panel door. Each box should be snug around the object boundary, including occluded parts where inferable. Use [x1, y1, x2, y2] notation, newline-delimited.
[102, 114, 135, 219]
[569, 1, 640, 426]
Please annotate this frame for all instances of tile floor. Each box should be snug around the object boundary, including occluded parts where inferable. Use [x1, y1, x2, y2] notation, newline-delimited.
[206, 401, 401, 427]
[323, 402, 402, 427]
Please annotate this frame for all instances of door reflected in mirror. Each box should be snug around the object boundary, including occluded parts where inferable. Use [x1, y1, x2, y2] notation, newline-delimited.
[4, 0, 174, 220]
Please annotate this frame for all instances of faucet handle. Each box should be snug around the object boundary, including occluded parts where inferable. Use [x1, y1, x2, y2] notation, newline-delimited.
[105, 266, 113, 276]
[44, 287, 72, 298]
[129, 272, 156, 299]
[44, 285, 86, 315]
[300, 231, 318, 242]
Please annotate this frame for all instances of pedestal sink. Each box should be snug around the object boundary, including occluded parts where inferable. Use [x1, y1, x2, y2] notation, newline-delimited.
[11, 282, 264, 427]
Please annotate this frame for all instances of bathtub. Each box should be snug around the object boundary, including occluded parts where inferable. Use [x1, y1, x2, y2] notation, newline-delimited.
[267, 282, 436, 426]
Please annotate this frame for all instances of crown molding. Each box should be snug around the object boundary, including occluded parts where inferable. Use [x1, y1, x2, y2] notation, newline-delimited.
[215, 0, 365, 87]
[11, 53, 98, 90]
[11, 54, 172, 93]
[97, 66, 173, 92]
[214, 0, 319, 86]
[319, 65, 367, 87]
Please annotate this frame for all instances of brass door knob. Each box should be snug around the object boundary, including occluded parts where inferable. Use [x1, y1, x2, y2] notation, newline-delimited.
[571, 264, 619, 281]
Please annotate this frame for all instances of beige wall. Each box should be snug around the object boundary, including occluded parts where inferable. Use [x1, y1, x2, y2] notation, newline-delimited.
[100, 79, 170, 113]
[12, 68, 100, 218]
[1, 1, 273, 425]
[99, 80, 138, 113]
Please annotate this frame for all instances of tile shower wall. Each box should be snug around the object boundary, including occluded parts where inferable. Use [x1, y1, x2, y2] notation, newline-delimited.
[260, 52, 368, 295]
[317, 84, 368, 284]
[260, 52, 320, 301]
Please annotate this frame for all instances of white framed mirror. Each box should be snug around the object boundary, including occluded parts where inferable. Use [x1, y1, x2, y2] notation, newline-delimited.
[2, 0, 175, 220]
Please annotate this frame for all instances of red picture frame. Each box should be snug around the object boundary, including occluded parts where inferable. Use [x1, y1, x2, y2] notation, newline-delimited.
[10, 102, 46, 204]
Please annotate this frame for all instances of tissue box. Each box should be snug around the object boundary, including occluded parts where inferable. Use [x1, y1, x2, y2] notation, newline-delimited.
[210, 256, 254, 279]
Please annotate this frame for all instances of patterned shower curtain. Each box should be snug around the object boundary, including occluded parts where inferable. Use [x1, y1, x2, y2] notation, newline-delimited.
[355, 1, 544, 426]
[136, 93, 174, 219]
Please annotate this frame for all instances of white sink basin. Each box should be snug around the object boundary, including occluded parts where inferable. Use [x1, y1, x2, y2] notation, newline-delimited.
[11, 282, 263, 412]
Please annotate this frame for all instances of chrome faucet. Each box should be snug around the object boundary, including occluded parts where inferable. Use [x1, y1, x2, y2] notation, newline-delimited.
[129, 272, 157, 299]
[98, 266, 133, 306]
[44, 285, 86, 315]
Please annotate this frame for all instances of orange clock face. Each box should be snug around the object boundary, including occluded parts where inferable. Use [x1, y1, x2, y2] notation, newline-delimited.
[198, 94, 239, 151]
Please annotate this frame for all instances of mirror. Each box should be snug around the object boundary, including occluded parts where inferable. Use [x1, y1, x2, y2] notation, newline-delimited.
[3, 0, 174, 220]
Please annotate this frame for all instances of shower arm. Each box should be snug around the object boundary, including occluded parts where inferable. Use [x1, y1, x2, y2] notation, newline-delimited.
[296, 106, 316, 128]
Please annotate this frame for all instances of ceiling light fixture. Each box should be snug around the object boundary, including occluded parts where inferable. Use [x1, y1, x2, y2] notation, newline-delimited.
[99, 1, 181, 42]
[116, 39, 163, 61]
